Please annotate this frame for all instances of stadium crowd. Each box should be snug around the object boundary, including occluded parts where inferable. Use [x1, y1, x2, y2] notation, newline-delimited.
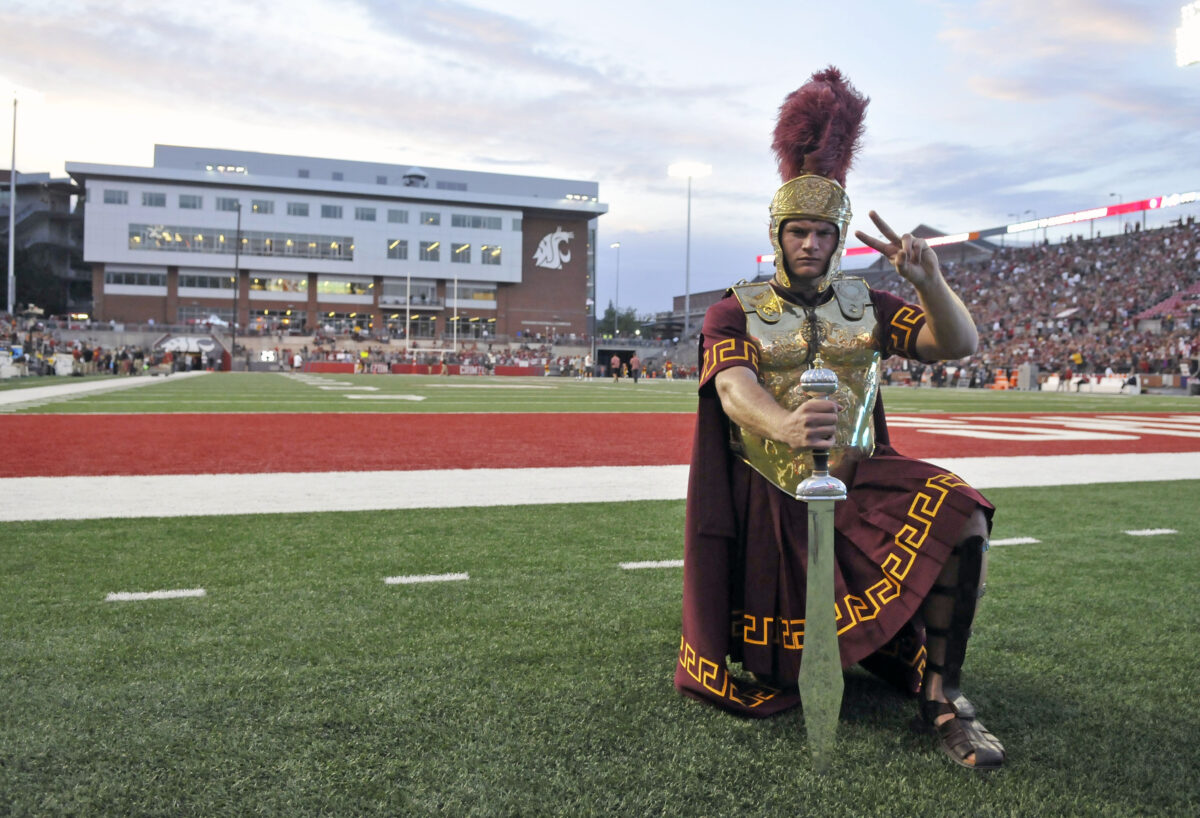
[878, 218, 1200, 380]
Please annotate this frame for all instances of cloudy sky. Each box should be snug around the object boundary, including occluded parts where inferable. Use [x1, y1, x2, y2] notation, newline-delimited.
[2, 0, 1197, 314]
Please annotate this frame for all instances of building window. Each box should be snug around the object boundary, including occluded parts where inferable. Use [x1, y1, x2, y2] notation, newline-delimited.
[103, 189, 128, 205]
[104, 270, 166, 286]
[388, 209, 408, 224]
[179, 194, 202, 209]
[381, 278, 436, 306]
[420, 211, 440, 226]
[216, 197, 240, 212]
[387, 239, 408, 260]
[179, 305, 233, 324]
[419, 240, 440, 262]
[315, 277, 371, 295]
[287, 202, 309, 217]
[452, 283, 496, 302]
[355, 207, 376, 221]
[376, 175, 388, 185]
[250, 275, 308, 293]
[298, 169, 310, 178]
[128, 223, 353, 261]
[405, 316, 438, 337]
[436, 180, 467, 191]
[452, 243, 471, 264]
[321, 204, 343, 219]
[512, 218, 522, 231]
[251, 199, 274, 215]
[332, 171, 343, 181]
[142, 192, 166, 207]
[480, 244, 502, 265]
[451, 214, 503, 230]
[179, 273, 234, 289]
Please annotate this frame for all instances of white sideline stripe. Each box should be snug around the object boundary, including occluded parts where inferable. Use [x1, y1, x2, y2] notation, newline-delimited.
[620, 559, 684, 570]
[106, 588, 206, 602]
[990, 537, 1041, 546]
[1123, 528, 1178, 536]
[2, 452, 1200, 522]
[384, 572, 469, 585]
[0, 370, 211, 407]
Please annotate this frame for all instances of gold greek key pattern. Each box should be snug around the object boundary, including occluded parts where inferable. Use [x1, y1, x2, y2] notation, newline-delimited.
[678, 635, 779, 708]
[834, 473, 964, 636]
[888, 305, 925, 356]
[875, 639, 928, 678]
[701, 338, 759, 383]
[734, 613, 805, 651]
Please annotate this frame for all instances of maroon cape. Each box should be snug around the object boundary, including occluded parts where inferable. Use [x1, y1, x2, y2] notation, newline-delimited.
[674, 285, 994, 717]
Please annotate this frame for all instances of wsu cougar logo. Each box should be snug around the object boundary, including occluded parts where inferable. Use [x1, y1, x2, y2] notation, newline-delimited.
[532, 227, 574, 270]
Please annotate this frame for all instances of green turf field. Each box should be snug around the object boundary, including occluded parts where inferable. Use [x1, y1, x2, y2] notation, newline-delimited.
[4, 370, 1199, 413]
[2, 482, 1198, 816]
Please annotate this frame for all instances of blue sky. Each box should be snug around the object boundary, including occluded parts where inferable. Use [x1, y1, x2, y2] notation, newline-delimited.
[2, 0, 1197, 315]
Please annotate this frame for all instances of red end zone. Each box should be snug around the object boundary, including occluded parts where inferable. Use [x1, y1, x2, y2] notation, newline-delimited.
[1, 412, 1198, 478]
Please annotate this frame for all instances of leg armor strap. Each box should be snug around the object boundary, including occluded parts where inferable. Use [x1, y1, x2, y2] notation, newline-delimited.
[923, 535, 988, 712]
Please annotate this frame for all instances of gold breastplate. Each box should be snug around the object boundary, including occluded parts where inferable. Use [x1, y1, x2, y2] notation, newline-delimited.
[730, 279, 881, 495]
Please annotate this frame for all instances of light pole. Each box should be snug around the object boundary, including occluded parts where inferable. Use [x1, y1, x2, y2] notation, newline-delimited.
[668, 161, 712, 341]
[1023, 209, 1038, 245]
[452, 273, 458, 351]
[6, 94, 15, 316]
[610, 241, 620, 337]
[4, 83, 42, 317]
[1109, 192, 1121, 235]
[231, 201, 242, 370]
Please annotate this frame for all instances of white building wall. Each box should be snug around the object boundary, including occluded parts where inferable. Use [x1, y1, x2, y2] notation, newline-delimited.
[82, 178, 525, 285]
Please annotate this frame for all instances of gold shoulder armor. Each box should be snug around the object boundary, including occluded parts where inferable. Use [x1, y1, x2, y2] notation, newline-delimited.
[730, 281, 784, 324]
[830, 277, 871, 321]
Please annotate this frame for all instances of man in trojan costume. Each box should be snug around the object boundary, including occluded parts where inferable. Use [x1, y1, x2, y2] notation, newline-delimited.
[673, 67, 1005, 770]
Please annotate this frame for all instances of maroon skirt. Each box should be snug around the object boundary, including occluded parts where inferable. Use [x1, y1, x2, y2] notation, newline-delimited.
[676, 443, 993, 718]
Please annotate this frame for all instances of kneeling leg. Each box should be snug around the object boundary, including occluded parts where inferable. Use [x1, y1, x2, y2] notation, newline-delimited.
[917, 513, 1005, 770]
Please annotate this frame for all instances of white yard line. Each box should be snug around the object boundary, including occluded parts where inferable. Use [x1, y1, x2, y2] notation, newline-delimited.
[2, 452, 1199, 522]
[620, 560, 684, 570]
[384, 573, 469, 585]
[424, 384, 555, 389]
[990, 537, 1042, 546]
[1123, 528, 1179, 536]
[344, 394, 426, 401]
[105, 588, 207, 602]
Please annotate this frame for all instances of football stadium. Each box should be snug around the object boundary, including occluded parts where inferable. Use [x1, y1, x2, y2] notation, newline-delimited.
[4, 5, 1200, 814]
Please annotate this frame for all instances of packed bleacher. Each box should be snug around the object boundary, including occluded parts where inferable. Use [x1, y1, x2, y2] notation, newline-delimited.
[876, 218, 1200, 382]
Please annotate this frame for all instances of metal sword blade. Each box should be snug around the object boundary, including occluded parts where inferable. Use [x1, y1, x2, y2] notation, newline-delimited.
[797, 497, 843, 773]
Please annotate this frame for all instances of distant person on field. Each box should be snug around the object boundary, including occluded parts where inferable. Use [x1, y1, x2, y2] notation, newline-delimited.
[630, 353, 642, 384]
[611, 354, 620, 383]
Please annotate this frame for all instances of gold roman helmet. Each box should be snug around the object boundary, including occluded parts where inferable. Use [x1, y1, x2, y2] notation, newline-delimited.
[769, 67, 868, 291]
[769, 175, 852, 289]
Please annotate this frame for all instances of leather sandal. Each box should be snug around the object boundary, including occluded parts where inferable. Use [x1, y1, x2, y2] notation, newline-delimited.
[913, 699, 1006, 772]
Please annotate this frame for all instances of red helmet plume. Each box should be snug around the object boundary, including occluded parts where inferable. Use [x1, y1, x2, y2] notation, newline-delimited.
[771, 67, 869, 187]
